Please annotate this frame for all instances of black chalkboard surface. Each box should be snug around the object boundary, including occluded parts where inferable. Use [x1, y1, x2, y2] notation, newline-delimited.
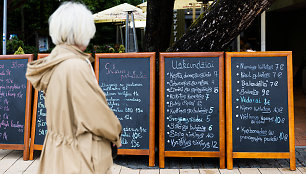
[226, 52, 295, 171]
[99, 58, 150, 149]
[231, 57, 289, 152]
[95, 53, 156, 167]
[33, 91, 46, 145]
[164, 57, 220, 151]
[159, 52, 225, 169]
[0, 55, 33, 160]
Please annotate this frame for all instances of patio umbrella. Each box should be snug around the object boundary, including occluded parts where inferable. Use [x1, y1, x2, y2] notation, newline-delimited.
[93, 3, 146, 23]
[93, 3, 146, 52]
[137, 2, 147, 13]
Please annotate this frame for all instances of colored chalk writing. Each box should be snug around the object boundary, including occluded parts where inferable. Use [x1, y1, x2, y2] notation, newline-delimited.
[34, 91, 47, 145]
[164, 57, 220, 151]
[0, 59, 28, 144]
[231, 57, 289, 152]
[99, 58, 151, 149]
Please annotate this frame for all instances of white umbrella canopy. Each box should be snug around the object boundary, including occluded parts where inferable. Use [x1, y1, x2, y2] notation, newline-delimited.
[137, 1, 147, 12]
[93, 3, 146, 23]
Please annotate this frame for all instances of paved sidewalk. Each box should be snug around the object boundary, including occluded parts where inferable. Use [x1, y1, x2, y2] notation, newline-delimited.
[0, 148, 304, 174]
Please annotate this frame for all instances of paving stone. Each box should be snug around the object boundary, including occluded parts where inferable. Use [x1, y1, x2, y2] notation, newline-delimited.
[199, 168, 220, 174]
[219, 168, 240, 174]
[159, 169, 179, 174]
[0, 150, 12, 160]
[4, 157, 34, 174]
[238, 168, 261, 174]
[0, 150, 22, 173]
[258, 168, 282, 174]
[112, 164, 122, 174]
[120, 166, 140, 174]
[23, 158, 40, 174]
[296, 148, 306, 167]
[278, 168, 303, 174]
[180, 169, 200, 174]
[297, 167, 306, 174]
[139, 169, 160, 174]
[3, 148, 306, 174]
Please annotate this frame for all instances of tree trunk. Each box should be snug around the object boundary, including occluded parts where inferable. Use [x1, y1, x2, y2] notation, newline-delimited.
[167, 0, 276, 52]
[21, 6, 24, 41]
[144, 0, 175, 52]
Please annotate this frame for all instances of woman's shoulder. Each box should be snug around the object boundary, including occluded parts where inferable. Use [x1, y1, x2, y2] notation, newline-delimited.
[58, 57, 89, 70]
[53, 57, 91, 78]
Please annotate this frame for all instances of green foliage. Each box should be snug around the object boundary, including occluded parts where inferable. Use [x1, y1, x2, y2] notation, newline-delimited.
[6, 36, 24, 54]
[23, 46, 39, 54]
[5, 0, 143, 54]
[59, 0, 143, 13]
[86, 44, 125, 54]
[119, 45, 125, 53]
[109, 47, 115, 53]
[14, 47, 25, 55]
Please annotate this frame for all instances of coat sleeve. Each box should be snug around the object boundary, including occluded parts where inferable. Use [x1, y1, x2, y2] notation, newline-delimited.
[66, 59, 122, 147]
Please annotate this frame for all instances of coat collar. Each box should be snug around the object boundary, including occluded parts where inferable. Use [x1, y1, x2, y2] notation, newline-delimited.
[58, 44, 94, 63]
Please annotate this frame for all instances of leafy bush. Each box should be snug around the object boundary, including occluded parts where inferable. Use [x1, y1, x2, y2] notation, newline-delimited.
[23, 45, 39, 58]
[6, 36, 24, 54]
[92, 44, 125, 53]
[14, 47, 25, 55]
[23, 45, 39, 54]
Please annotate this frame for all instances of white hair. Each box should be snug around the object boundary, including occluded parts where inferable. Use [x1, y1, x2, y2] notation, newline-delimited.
[49, 2, 96, 47]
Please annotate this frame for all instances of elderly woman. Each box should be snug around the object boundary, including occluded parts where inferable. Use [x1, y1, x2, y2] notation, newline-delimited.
[26, 2, 122, 174]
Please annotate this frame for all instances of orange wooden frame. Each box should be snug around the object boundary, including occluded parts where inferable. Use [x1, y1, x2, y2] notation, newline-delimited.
[0, 54, 33, 160]
[159, 52, 225, 169]
[95, 53, 156, 167]
[29, 54, 49, 160]
[225, 51, 295, 171]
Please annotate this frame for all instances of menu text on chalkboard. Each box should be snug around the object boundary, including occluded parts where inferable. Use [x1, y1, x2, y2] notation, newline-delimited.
[95, 53, 155, 167]
[226, 52, 295, 171]
[159, 52, 225, 169]
[34, 91, 46, 145]
[164, 57, 220, 151]
[0, 55, 33, 160]
[99, 58, 150, 149]
[231, 57, 289, 152]
[0, 59, 28, 144]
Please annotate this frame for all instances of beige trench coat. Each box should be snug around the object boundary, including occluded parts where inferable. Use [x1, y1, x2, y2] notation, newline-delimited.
[26, 44, 122, 174]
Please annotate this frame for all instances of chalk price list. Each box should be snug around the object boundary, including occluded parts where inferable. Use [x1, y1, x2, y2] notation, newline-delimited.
[0, 60, 28, 144]
[232, 57, 289, 152]
[164, 58, 220, 151]
[35, 91, 47, 143]
[100, 59, 150, 149]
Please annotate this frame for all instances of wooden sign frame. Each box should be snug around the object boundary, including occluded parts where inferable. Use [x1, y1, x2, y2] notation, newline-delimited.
[95, 53, 156, 167]
[0, 54, 33, 160]
[159, 52, 225, 169]
[225, 51, 295, 170]
[29, 54, 49, 160]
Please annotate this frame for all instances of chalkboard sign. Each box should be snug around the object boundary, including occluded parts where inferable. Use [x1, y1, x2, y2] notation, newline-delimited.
[95, 53, 156, 167]
[33, 91, 46, 145]
[159, 52, 225, 168]
[226, 52, 295, 171]
[29, 54, 48, 160]
[0, 55, 33, 160]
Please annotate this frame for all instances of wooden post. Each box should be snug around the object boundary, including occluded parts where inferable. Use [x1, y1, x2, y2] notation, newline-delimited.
[192, 3, 196, 22]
